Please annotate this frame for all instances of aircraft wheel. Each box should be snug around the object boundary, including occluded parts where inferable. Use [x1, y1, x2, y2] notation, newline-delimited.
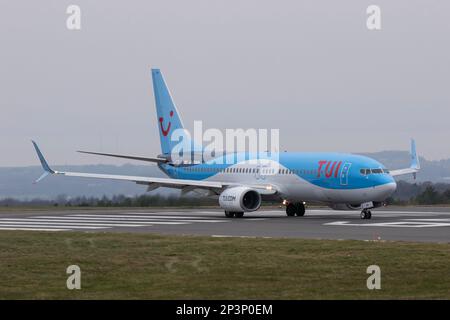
[225, 211, 235, 218]
[286, 204, 296, 217]
[235, 212, 244, 218]
[360, 210, 372, 219]
[295, 202, 306, 216]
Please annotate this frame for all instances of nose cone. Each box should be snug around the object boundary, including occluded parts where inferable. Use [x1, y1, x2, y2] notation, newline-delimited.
[384, 180, 397, 195]
[371, 175, 397, 200]
[379, 178, 397, 199]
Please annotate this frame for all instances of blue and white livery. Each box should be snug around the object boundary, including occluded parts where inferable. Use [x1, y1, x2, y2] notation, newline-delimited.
[32, 69, 420, 219]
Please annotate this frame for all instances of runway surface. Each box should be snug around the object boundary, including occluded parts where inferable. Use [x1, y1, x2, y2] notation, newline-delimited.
[0, 207, 449, 242]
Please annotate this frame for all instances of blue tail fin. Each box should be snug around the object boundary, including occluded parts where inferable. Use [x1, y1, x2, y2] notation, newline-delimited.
[151, 69, 190, 156]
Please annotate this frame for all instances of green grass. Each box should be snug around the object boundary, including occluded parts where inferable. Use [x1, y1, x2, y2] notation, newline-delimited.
[0, 231, 448, 299]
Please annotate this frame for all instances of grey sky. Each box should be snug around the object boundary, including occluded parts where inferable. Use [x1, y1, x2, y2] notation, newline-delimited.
[1, 0, 449, 166]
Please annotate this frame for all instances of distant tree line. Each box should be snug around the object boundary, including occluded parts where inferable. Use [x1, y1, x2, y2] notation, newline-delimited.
[2, 181, 450, 207]
[387, 183, 450, 205]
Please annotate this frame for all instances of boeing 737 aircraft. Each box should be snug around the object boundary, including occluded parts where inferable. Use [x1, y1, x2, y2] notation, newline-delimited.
[32, 69, 420, 219]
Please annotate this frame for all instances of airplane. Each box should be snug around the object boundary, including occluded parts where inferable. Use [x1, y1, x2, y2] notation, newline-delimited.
[32, 68, 420, 220]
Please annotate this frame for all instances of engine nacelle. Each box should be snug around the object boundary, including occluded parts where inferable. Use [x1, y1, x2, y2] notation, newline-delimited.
[329, 201, 383, 211]
[219, 187, 262, 212]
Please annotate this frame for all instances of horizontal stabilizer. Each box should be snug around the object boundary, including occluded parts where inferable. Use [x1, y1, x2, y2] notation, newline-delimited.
[77, 150, 168, 164]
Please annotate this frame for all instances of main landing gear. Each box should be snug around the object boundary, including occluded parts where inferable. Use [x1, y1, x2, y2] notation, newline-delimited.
[360, 209, 372, 220]
[224, 211, 244, 218]
[286, 202, 306, 217]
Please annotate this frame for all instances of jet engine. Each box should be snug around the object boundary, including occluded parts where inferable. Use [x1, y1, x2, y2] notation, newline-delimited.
[219, 187, 262, 212]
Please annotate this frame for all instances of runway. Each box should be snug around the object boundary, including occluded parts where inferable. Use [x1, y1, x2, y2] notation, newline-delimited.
[0, 207, 449, 242]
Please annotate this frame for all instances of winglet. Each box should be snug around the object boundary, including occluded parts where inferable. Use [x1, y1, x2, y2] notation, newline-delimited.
[410, 139, 420, 180]
[410, 139, 420, 170]
[31, 141, 54, 183]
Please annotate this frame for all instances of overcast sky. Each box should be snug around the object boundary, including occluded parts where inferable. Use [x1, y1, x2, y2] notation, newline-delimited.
[1, 0, 449, 167]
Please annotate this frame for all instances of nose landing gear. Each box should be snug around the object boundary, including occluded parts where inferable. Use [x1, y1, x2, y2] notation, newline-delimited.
[360, 209, 372, 219]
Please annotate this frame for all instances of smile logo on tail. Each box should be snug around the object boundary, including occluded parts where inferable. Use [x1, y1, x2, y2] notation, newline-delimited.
[159, 111, 174, 137]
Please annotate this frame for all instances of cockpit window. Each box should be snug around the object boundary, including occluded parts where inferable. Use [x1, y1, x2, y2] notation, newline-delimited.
[360, 168, 387, 175]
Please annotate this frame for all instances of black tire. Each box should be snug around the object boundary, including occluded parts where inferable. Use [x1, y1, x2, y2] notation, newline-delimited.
[286, 204, 296, 217]
[225, 211, 235, 218]
[360, 210, 372, 219]
[235, 212, 244, 218]
[295, 202, 306, 216]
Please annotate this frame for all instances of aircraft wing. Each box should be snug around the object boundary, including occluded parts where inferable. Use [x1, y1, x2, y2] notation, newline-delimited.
[389, 167, 419, 177]
[31, 141, 277, 195]
[389, 139, 420, 178]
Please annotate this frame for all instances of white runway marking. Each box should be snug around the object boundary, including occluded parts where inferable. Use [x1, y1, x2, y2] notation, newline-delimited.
[0, 227, 69, 231]
[83, 213, 222, 219]
[68, 215, 227, 223]
[406, 218, 450, 222]
[0, 220, 149, 227]
[325, 221, 450, 228]
[0, 211, 235, 232]
[1, 218, 188, 225]
[0, 224, 105, 230]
